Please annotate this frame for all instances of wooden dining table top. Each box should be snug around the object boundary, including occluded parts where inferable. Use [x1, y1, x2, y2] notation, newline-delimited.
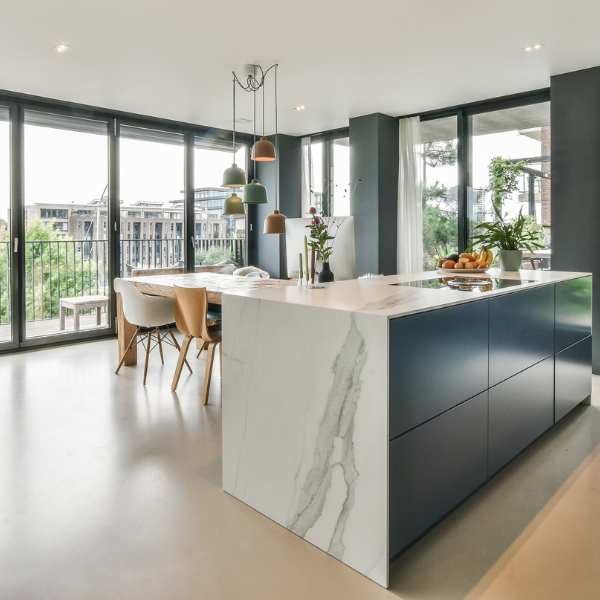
[124, 272, 295, 304]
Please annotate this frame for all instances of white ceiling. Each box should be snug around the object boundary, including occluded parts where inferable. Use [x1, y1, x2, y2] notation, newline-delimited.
[1, 0, 599, 137]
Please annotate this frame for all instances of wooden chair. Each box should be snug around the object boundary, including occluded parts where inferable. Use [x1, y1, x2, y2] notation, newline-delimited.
[171, 285, 222, 404]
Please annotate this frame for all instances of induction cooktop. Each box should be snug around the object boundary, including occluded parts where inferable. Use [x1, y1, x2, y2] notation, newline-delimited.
[390, 276, 536, 293]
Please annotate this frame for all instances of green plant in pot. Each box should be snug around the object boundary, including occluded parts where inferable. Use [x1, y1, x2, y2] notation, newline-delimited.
[467, 206, 546, 271]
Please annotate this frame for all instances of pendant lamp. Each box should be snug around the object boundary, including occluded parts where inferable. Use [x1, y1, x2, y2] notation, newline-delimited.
[243, 73, 268, 204]
[222, 76, 247, 188]
[252, 74, 276, 162]
[264, 65, 286, 234]
[222, 192, 245, 217]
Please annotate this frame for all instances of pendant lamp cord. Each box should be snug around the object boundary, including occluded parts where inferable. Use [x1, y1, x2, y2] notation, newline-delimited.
[253, 66, 256, 148]
[232, 75, 236, 162]
[262, 74, 266, 137]
[275, 64, 279, 211]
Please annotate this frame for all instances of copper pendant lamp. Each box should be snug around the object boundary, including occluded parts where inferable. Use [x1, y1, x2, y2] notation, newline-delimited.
[252, 74, 276, 162]
[264, 65, 286, 234]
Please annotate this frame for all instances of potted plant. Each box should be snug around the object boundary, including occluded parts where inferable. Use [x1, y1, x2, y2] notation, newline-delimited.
[467, 207, 546, 271]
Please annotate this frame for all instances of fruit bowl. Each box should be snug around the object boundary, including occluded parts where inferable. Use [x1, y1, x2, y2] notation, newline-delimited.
[437, 267, 490, 274]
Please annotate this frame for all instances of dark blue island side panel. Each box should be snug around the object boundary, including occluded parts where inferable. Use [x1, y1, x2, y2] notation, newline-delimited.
[389, 391, 488, 559]
[488, 356, 554, 476]
[488, 285, 555, 387]
[555, 336, 592, 422]
[555, 277, 592, 353]
[389, 300, 489, 439]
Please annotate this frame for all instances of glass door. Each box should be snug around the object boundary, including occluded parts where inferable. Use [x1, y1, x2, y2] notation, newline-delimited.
[0, 106, 13, 348]
[119, 125, 185, 277]
[23, 110, 110, 341]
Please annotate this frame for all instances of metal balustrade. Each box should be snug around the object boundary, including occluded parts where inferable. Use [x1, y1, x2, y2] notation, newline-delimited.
[0, 237, 245, 327]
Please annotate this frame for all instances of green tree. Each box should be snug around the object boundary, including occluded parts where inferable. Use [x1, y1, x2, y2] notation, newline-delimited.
[422, 141, 459, 269]
[0, 219, 107, 324]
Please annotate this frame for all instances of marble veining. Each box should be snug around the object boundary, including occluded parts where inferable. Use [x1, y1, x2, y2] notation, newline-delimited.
[222, 296, 389, 587]
[288, 316, 366, 560]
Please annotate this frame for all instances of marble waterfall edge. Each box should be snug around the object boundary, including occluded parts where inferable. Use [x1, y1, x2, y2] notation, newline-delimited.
[222, 295, 389, 587]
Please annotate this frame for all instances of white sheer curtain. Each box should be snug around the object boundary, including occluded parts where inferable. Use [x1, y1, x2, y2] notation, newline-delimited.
[397, 117, 423, 274]
[301, 136, 312, 216]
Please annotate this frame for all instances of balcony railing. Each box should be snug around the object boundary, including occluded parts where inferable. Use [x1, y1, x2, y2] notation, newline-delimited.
[0, 237, 245, 327]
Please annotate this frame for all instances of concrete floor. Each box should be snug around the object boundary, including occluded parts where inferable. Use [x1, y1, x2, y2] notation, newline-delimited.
[1, 339, 599, 600]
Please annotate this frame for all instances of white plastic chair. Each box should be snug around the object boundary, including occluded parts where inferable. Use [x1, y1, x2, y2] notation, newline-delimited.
[114, 278, 191, 385]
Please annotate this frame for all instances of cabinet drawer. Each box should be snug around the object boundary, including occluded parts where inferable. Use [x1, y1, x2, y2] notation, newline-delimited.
[555, 336, 592, 422]
[488, 357, 554, 476]
[389, 391, 488, 558]
[555, 277, 592, 353]
[489, 285, 554, 387]
[389, 301, 489, 439]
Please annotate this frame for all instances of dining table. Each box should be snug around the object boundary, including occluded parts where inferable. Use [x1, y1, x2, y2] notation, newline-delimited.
[117, 272, 295, 365]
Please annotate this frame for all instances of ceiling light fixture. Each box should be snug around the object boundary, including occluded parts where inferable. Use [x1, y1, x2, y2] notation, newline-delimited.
[294, 105, 306, 111]
[222, 76, 247, 189]
[54, 44, 71, 53]
[234, 64, 277, 162]
[263, 65, 287, 235]
[523, 43, 545, 52]
[243, 65, 268, 205]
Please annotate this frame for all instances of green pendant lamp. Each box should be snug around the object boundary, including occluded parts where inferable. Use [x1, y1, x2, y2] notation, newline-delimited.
[222, 192, 245, 217]
[222, 76, 247, 188]
[264, 65, 286, 234]
[243, 83, 268, 204]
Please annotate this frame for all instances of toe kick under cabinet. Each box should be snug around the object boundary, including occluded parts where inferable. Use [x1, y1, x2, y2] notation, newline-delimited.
[389, 276, 592, 562]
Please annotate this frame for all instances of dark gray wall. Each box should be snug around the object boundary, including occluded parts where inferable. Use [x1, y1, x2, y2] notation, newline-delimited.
[551, 66, 600, 373]
[249, 134, 302, 278]
[349, 113, 399, 276]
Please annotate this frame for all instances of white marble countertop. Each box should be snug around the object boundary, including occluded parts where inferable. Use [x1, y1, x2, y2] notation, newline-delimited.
[226, 270, 590, 319]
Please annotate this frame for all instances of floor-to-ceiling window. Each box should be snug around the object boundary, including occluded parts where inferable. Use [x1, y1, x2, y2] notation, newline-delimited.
[420, 116, 459, 270]
[119, 126, 185, 276]
[193, 143, 246, 266]
[418, 95, 550, 266]
[302, 134, 350, 216]
[469, 102, 551, 250]
[23, 111, 109, 339]
[0, 93, 250, 354]
[0, 107, 10, 345]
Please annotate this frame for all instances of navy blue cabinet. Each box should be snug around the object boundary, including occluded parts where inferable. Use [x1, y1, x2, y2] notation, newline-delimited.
[555, 336, 592, 422]
[389, 391, 488, 559]
[488, 357, 554, 476]
[389, 301, 489, 439]
[488, 285, 555, 387]
[555, 277, 592, 353]
[388, 279, 591, 561]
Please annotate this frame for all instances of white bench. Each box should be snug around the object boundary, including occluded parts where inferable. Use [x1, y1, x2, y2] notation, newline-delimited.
[59, 295, 109, 331]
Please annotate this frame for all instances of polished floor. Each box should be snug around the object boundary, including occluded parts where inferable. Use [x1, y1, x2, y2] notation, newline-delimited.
[1, 339, 599, 600]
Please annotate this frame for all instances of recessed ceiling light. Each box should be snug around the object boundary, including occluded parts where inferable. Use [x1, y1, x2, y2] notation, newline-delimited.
[54, 44, 71, 53]
[522, 43, 544, 52]
[294, 105, 306, 111]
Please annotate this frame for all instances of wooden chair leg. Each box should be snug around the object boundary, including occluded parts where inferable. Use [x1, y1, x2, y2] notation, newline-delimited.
[116, 328, 139, 374]
[172, 335, 193, 392]
[167, 327, 192, 373]
[156, 327, 164, 364]
[197, 340, 209, 358]
[143, 330, 152, 385]
[202, 342, 217, 405]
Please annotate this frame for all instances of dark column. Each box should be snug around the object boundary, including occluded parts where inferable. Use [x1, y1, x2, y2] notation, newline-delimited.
[253, 134, 301, 278]
[349, 113, 399, 276]
[551, 66, 600, 373]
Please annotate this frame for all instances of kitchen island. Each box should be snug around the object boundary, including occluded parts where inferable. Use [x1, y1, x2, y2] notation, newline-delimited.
[221, 270, 592, 588]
